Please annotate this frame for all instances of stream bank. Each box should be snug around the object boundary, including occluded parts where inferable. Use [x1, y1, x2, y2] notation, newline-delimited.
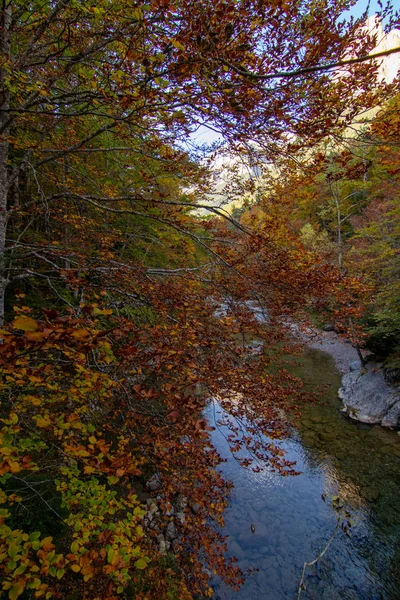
[286, 321, 400, 429]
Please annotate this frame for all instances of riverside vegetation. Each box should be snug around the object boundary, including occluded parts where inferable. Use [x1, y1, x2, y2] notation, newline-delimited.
[0, 1, 399, 599]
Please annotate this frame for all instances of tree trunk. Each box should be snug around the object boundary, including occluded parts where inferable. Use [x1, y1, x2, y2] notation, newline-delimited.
[0, 1, 12, 324]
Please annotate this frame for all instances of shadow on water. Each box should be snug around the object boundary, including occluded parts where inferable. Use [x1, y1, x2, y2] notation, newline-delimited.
[208, 347, 400, 600]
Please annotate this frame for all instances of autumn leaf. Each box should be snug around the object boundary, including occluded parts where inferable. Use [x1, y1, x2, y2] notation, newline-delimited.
[12, 316, 38, 332]
[8, 582, 25, 600]
[134, 558, 148, 570]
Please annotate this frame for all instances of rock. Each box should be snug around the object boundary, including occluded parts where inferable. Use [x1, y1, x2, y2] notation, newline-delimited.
[166, 521, 178, 540]
[350, 360, 362, 372]
[191, 502, 201, 514]
[159, 539, 167, 555]
[323, 324, 335, 332]
[175, 511, 186, 525]
[333, 448, 347, 460]
[309, 415, 323, 423]
[246, 340, 264, 354]
[339, 362, 400, 428]
[146, 473, 161, 491]
[318, 431, 336, 442]
[174, 494, 187, 512]
[382, 400, 400, 428]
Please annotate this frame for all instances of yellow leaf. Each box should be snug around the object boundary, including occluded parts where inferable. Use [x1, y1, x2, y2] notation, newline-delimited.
[8, 582, 25, 600]
[70, 564, 80, 573]
[12, 316, 38, 332]
[72, 329, 90, 340]
[171, 39, 185, 51]
[9, 461, 21, 474]
[36, 416, 51, 428]
[83, 466, 96, 474]
[0, 447, 12, 456]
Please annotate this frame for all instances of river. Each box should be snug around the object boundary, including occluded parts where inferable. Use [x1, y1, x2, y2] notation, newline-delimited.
[207, 346, 400, 600]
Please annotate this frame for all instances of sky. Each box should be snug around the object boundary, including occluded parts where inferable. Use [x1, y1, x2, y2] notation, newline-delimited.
[189, 0, 397, 147]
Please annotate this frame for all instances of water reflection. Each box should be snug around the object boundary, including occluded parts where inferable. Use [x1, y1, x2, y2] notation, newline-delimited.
[208, 348, 400, 599]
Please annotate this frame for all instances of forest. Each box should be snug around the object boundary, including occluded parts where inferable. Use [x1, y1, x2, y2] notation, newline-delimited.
[0, 1, 399, 599]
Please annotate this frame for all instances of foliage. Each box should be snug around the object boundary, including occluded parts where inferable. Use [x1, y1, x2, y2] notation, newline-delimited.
[0, 1, 399, 598]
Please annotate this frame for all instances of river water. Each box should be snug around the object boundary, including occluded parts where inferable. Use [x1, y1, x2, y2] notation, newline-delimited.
[208, 347, 400, 600]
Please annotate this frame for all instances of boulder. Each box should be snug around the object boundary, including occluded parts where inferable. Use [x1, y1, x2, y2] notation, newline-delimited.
[339, 362, 400, 428]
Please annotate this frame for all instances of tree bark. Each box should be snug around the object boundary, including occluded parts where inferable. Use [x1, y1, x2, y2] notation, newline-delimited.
[0, 1, 12, 324]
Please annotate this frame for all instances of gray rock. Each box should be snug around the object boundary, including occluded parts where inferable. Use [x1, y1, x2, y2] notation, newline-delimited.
[146, 473, 161, 491]
[323, 324, 335, 332]
[246, 340, 264, 354]
[166, 521, 178, 540]
[175, 511, 186, 524]
[350, 360, 362, 372]
[339, 362, 400, 428]
[190, 502, 201, 514]
[382, 400, 400, 428]
[159, 539, 167, 555]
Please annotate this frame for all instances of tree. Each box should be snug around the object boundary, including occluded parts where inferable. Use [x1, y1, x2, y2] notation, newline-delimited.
[0, 2, 399, 599]
[1, 0, 398, 320]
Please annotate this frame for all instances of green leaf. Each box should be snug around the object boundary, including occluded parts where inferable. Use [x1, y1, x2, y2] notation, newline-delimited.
[8, 543, 20, 558]
[107, 547, 115, 564]
[8, 582, 25, 600]
[107, 475, 119, 485]
[134, 558, 148, 570]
